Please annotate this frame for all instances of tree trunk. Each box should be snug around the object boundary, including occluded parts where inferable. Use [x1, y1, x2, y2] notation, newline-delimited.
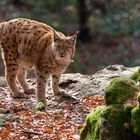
[77, 0, 91, 43]
[11, 0, 24, 6]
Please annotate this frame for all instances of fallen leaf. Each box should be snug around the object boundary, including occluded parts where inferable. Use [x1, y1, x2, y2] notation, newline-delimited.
[0, 126, 10, 139]
[44, 128, 53, 133]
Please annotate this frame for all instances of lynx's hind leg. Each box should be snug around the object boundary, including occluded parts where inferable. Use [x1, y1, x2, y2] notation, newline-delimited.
[17, 66, 35, 95]
[5, 63, 26, 98]
[2, 45, 26, 98]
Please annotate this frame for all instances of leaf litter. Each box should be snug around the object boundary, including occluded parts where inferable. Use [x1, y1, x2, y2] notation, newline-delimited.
[0, 85, 105, 140]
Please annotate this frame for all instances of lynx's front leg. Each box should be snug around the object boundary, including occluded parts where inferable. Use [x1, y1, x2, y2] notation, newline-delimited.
[52, 74, 66, 96]
[36, 70, 49, 105]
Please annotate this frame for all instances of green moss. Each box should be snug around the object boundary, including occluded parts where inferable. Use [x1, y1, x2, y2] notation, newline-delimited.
[80, 106, 106, 140]
[0, 118, 6, 127]
[102, 105, 125, 129]
[80, 105, 125, 140]
[5, 114, 19, 122]
[80, 76, 139, 139]
[124, 105, 134, 122]
[131, 106, 140, 135]
[130, 69, 140, 82]
[137, 94, 140, 104]
[105, 77, 138, 105]
[33, 102, 45, 111]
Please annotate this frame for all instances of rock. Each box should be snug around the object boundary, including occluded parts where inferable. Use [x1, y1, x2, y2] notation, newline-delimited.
[131, 106, 140, 135]
[137, 94, 140, 103]
[130, 68, 140, 82]
[34, 102, 45, 111]
[5, 114, 19, 121]
[80, 106, 106, 140]
[60, 65, 139, 97]
[0, 65, 139, 97]
[80, 75, 140, 140]
[54, 109, 64, 115]
[0, 113, 19, 126]
[72, 134, 80, 139]
[0, 113, 6, 119]
[0, 118, 6, 126]
[0, 77, 7, 87]
[80, 105, 126, 140]
[105, 77, 138, 105]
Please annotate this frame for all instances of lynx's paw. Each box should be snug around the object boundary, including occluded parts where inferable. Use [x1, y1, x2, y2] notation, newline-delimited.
[12, 91, 27, 99]
[24, 88, 36, 95]
[54, 89, 67, 101]
[54, 89, 66, 96]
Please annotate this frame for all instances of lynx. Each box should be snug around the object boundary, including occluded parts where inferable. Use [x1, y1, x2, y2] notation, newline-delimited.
[0, 18, 77, 105]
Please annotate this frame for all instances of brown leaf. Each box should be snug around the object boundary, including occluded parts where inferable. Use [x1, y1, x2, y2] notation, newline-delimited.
[44, 128, 53, 133]
[0, 127, 10, 139]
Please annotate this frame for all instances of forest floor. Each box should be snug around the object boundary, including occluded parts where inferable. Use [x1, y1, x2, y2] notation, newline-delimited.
[0, 83, 105, 140]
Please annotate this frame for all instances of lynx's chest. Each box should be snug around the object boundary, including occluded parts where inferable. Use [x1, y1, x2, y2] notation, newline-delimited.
[45, 61, 69, 75]
[51, 65, 68, 74]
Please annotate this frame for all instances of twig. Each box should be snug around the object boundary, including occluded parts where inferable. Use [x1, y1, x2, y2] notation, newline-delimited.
[23, 130, 43, 135]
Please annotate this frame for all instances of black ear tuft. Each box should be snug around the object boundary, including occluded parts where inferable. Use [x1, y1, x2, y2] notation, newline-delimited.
[53, 30, 60, 42]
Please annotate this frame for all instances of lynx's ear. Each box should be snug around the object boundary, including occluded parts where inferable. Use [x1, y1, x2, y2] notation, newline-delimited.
[69, 34, 77, 45]
[53, 30, 61, 42]
[69, 33, 78, 59]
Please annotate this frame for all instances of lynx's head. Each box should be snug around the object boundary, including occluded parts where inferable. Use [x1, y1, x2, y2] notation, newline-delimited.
[52, 30, 77, 64]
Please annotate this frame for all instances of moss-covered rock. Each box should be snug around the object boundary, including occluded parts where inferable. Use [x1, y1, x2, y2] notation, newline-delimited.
[102, 105, 125, 129]
[124, 105, 134, 122]
[130, 69, 140, 82]
[137, 94, 140, 104]
[0, 113, 19, 126]
[0, 118, 6, 127]
[130, 93, 140, 136]
[131, 106, 140, 135]
[105, 77, 138, 105]
[80, 106, 106, 140]
[34, 102, 45, 111]
[5, 114, 19, 122]
[80, 76, 140, 140]
[80, 105, 126, 140]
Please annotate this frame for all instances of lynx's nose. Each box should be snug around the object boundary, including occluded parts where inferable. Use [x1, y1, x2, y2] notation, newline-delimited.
[60, 53, 64, 57]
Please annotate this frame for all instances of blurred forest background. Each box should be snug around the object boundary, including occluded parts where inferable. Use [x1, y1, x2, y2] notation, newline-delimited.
[0, 0, 140, 75]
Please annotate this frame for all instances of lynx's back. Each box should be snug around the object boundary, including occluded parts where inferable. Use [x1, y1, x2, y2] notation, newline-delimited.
[0, 18, 55, 68]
